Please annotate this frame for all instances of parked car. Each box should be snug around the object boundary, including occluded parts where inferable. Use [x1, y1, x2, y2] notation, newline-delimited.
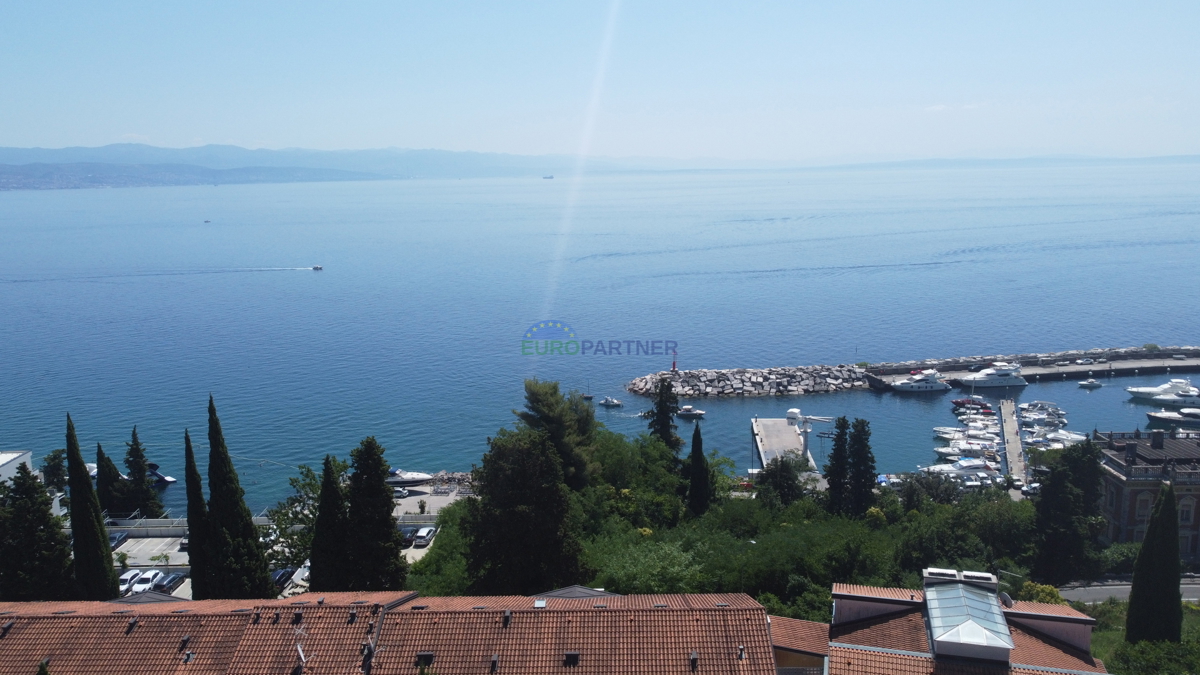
[393, 487, 410, 499]
[1011, 478, 1025, 489]
[1054, 361, 1071, 367]
[968, 364, 987, 372]
[108, 531, 129, 550]
[399, 526, 419, 547]
[131, 570, 163, 594]
[1096, 358, 1108, 363]
[153, 572, 187, 594]
[271, 567, 296, 589]
[1075, 358, 1094, 365]
[413, 527, 437, 548]
[179, 535, 189, 551]
[118, 570, 142, 595]
[1021, 482, 1042, 496]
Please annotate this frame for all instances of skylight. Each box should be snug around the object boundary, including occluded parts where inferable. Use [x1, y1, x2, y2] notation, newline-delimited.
[926, 582, 1013, 661]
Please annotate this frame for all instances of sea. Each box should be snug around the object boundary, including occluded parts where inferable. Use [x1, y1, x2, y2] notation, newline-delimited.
[1, 161, 1198, 513]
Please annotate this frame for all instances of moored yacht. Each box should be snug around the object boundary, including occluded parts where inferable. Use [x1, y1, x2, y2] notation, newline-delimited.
[598, 396, 623, 407]
[1147, 408, 1200, 427]
[676, 405, 706, 419]
[893, 370, 952, 392]
[386, 470, 434, 487]
[958, 362, 1028, 388]
[1151, 388, 1200, 407]
[1127, 378, 1192, 401]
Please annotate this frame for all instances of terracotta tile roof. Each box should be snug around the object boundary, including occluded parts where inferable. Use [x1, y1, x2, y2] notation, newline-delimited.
[1005, 601, 1093, 621]
[0, 613, 248, 675]
[372, 607, 776, 675]
[832, 584, 924, 603]
[401, 593, 759, 611]
[227, 603, 388, 675]
[830, 608, 929, 654]
[770, 616, 829, 656]
[1008, 623, 1105, 673]
[0, 600, 260, 616]
[828, 646, 1107, 675]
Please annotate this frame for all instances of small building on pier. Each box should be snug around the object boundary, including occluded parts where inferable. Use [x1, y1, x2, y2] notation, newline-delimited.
[1097, 429, 1200, 557]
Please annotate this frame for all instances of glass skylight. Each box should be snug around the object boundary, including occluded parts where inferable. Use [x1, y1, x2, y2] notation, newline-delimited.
[926, 583, 1013, 650]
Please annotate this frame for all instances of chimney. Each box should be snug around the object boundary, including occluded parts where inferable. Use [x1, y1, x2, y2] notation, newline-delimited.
[1152, 431, 1165, 450]
[1108, 432, 1115, 450]
[1125, 442, 1138, 467]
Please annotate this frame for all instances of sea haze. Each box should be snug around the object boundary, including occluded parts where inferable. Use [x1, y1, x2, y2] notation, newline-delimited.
[0, 162, 1197, 512]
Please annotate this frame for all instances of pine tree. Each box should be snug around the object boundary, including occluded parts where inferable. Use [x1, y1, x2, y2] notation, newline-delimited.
[847, 418, 877, 517]
[38, 449, 68, 494]
[516, 380, 594, 490]
[1033, 441, 1105, 585]
[94, 444, 126, 516]
[647, 376, 682, 452]
[346, 438, 407, 590]
[205, 396, 274, 599]
[823, 417, 851, 515]
[183, 430, 211, 599]
[1127, 482, 1182, 643]
[0, 463, 74, 601]
[687, 424, 711, 516]
[464, 427, 585, 594]
[123, 426, 164, 518]
[64, 415, 118, 600]
[309, 454, 351, 591]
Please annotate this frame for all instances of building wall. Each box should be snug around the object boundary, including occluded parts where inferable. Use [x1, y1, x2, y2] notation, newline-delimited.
[1101, 469, 1200, 558]
[0, 451, 32, 484]
[773, 649, 824, 668]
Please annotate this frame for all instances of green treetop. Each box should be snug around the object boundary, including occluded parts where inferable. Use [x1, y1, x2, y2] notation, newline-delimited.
[0, 463, 74, 601]
[65, 415, 118, 600]
[823, 417, 851, 515]
[847, 418, 877, 517]
[94, 444, 126, 516]
[1032, 440, 1104, 585]
[38, 449, 68, 494]
[687, 423, 711, 516]
[123, 426, 164, 518]
[515, 379, 595, 491]
[647, 376, 682, 452]
[1126, 482, 1182, 644]
[308, 455, 351, 591]
[346, 438, 407, 591]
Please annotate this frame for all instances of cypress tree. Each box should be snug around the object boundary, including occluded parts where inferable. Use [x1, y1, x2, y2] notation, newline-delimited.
[309, 454, 351, 592]
[205, 396, 274, 599]
[123, 426, 164, 518]
[64, 415, 118, 600]
[824, 417, 851, 515]
[687, 424, 711, 516]
[647, 376, 682, 452]
[847, 418, 878, 517]
[94, 444, 126, 516]
[1127, 482, 1182, 643]
[0, 463, 74, 601]
[183, 430, 211, 599]
[346, 438, 407, 590]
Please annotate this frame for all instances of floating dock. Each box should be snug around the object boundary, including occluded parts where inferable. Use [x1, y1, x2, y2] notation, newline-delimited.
[750, 416, 818, 473]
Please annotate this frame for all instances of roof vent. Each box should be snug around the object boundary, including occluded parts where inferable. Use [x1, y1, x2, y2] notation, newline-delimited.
[415, 652, 435, 668]
[653, 603, 667, 608]
[563, 651, 581, 667]
[348, 610, 357, 624]
[361, 642, 375, 671]
[317, 597, 325, 605]
[715, 603, 729, 607]
[367, 621, 375, 634]
[51, 610, 75, 615]
[690, 651, 699, 671]
[292, 611, 303, 625]
[253, 612, 261, 624]
[372, 603, 382, 615]
[182, 651, 195, 664]
[490, 654, 499, 673]
[473, 606, 487, 610]
[0, 621, 13, 637]
[172, 609, 192, 614]
[272, 612, 281, 624]
[352, 600, 367, 605]
[534, 599, 547, 608]
[593, 604, 607, 609]
[411, 605, 428, 611]
[179, 635, 191, 652]
[737, 645, 746, 661]
[503, 609, 512, 628]
[126, 618, 138, 634]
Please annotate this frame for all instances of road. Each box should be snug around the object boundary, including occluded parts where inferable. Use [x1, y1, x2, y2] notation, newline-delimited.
[1060, 580, 1200, 603]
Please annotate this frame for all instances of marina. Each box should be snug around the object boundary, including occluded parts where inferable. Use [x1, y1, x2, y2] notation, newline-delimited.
[749, 408, 827, 474]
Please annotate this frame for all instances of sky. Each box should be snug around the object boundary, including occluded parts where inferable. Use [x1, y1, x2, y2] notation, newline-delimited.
[2, 1, 1199, 163]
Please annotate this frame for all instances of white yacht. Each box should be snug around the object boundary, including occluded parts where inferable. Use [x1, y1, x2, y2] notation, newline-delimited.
[598, 396, 623, 407]
[922, 458, 988, 474]
[676, 405, 706, 419]
[1147, 408, 1200, 427]
[1151, 388, 1200, 407]
[386, 470, 434, 488]
[958, 362, 1028, 388]
[1078, 379, 1103, 389]
[893, 370, 951, 392]
[1127, 378, 1193, 401]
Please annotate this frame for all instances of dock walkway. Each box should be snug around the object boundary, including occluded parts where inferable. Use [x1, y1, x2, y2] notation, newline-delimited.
[998, 399, 1026, 485]
[751, 417, 818, 473]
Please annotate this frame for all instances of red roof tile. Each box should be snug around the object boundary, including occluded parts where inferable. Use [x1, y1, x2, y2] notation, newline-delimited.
[830, 608, 929, 654]
[227, 603, 389, 675]
[1008, 623, 1105, 673]
[828, 645, 1107, 675]
[832, 584, 923, 603]
[1005, 601, 1093, 621]
[770, 616, 829, 656]
[399, 593, 760, 611]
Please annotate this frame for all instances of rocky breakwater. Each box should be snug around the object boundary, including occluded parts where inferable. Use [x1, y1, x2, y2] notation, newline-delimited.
[627, 366, 869, 398]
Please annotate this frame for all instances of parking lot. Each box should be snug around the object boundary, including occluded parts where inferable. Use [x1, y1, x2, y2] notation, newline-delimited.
[113, 536, 188, 568]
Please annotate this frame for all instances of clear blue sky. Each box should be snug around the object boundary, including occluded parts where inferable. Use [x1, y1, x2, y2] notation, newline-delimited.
[3, 1, 1198, 162]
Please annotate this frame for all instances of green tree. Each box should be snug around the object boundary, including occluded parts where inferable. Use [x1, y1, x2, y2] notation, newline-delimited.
[0, 463, 74, 600]
[1126, 482, 1182, 644]
[65, 415, 118, 600]
[594, 541, 705, 594]
[308, 456, 351, 591]
[38, 449, 68, 494]
[1033, 441, 1104, 585]
[183, 430, 212, 599]
[269, 456, 348, 573]
[515, 379, 594, 491]
[756, 453, 810, 509]
[94, 444, 127, 516]
[123, 426, 164, 518]
[464, 427, 585, 594]
[847, 418, 877, 517]
[205, 396, 274, 599]
[646, 376, 681, 452]
[37, 660, 50, 675]
[1111, 640, 1200, 674]
[346, 438, 407, 590]
[823, 417, 851, 515]
[687, 424, 711, 516]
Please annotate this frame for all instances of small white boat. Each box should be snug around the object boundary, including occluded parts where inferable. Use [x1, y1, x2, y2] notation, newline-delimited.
[1127, 378, 1192, 400]
[598, 396, 623, 407]
[893, 370, 952, 392]
[1078, 379, 1102, 389]
[312, 265, 323, 271]
[676, 405, 706, 419]
[1147, 408, 1200, 427]
[147, 463, 177, 484]
[386, 470, 433, 487]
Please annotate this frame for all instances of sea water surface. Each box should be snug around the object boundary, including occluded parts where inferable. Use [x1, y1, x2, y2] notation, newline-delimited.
[1, 162, 1198, 512]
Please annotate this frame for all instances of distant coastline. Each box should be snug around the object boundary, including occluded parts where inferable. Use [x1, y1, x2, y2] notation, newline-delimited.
[0, 162, 388, 191]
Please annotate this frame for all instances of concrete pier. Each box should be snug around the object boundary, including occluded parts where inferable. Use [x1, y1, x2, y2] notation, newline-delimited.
[998, 400, 1026, 486]
[750, 417, 818, 473]
[873, 356, 1200, 390]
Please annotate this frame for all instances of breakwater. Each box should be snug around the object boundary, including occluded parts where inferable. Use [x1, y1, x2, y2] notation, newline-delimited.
[626, 345, 1199, 398]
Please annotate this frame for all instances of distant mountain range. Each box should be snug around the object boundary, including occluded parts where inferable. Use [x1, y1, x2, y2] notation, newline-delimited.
[1, 143, 1198, 191]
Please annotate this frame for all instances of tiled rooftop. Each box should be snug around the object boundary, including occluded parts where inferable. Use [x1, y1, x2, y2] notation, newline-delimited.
[769, 616, 829, 656]
[829, 645, 1104, 675]
[1004, 601, 1093, 621]
[398, 593, 758, 612]
[832, 584, 924, 603]
[1008, 624, 1104, 673]
[830, 608, 930, 654]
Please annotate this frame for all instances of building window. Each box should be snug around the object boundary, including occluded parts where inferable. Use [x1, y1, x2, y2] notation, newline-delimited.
[1137, 494, 1152, 520]
[1181, 498, 1195, 525]
[1108, 487, 1116, 509]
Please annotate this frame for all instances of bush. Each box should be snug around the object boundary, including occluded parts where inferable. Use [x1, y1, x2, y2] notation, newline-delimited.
[1110, 640, 1200, 675]
[1014, 580, 1067, 604]
[1104, 543, 1141, 575]
[1144, 343, 1161, 352]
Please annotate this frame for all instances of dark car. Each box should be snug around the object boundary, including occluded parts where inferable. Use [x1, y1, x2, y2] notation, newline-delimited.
[399, 526, 419, 547]
[108, 531, 129, 550]
[153, 572, 187, 594]
[272, 568, 296, 589]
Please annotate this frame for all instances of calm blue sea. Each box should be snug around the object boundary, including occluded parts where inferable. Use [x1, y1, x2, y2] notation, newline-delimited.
[1, 163, 1198, 512]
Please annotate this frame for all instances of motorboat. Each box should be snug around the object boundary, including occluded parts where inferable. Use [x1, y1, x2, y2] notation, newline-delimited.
[958, 362, 1028, 388]
[147, 463, 177, 484]
[676, 405, 706, 419]
[1151, 389, 1200, 408]
[386, 470, 434, 488]
[952, 396, 988, 408]
[892, 370, 952, 392]
[312, 265, 323, 271]
[1078, 379, 1103, 389]
[1127, 378, 1193, 401]
[922, 458, 988, 474]
[1019, 400, 1061, 412]
[597, 396, 623, 407]
[1028, 429, 1088, 444]
[1147, 408, 1200, 428]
